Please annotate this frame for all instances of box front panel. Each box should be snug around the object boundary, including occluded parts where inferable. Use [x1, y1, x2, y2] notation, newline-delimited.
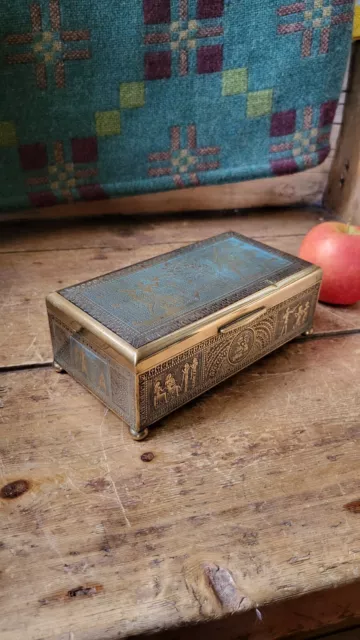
[49, 314, 136, 428]
[139, 283, 319, 428]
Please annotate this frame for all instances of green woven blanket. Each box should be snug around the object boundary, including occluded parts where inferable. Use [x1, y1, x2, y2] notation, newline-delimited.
[0, 0, 353, 211]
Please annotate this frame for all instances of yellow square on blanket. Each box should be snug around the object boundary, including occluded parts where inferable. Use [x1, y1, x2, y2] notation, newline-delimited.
[354, 1, 360, 40]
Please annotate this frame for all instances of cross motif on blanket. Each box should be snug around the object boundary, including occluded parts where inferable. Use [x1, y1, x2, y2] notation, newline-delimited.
[4, 0, 91, 89]
[18, 137, 106, 206]
[148, 124, 220, 187]
[269, 100, 337, 175]
[143, 0, 224, 79]
[277, 0, 353, 57]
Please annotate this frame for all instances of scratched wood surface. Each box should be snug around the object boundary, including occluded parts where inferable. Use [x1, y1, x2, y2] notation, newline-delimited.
[1, 335, 360, 640]
[1, 208, 360, 368]
[1, 207, 360, 640]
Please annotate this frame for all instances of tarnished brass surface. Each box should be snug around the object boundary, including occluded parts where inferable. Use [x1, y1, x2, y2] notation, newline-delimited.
[46, 232, 322, 436]
[138, 283, 320, 430]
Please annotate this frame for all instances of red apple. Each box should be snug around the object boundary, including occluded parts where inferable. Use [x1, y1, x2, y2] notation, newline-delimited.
[299, 221, 360, 305]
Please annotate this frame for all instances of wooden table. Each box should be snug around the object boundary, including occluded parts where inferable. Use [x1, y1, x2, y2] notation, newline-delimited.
[1, 208, 360, 640]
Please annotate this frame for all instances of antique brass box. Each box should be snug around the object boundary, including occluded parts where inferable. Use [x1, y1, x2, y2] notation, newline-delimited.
[46, 232, 322, 440]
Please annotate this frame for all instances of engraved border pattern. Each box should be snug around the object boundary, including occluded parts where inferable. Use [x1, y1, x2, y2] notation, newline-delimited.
[139, 284, 319, 427]
[59, 232, 311, 349]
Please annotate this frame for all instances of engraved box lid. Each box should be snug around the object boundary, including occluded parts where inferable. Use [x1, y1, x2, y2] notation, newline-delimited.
[55, 232, 314, 363]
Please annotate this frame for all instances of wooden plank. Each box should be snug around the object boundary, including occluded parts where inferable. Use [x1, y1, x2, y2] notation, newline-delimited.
[334, 102, 345, 126]
[338, 92, 347, 105]
[1, 334, 360, 640]
[0, 207, 328, 253]
[330, 123, 341, 150]
[1, 225, 359, 368]
[325, 43, 360, 225]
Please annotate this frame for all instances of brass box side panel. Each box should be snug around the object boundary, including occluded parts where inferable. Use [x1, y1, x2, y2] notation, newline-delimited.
[47, 292, 138, 367]
[138, 283, 320, 429]
[48, 311, 136, 429]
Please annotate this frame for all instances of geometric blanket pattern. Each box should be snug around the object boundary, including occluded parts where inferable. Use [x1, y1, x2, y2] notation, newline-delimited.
[0, 0, 353, 211]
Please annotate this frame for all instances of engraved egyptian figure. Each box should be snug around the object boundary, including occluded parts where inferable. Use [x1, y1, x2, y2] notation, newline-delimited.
[281, 298, 310, 335]
[154, 381, 167, 408]
[295, 300, 310, 326]
[165, 373, 181, 397]
[182, 362, 190, 393]
[281, 306, 294, 336]
[190, 357, 198, 388]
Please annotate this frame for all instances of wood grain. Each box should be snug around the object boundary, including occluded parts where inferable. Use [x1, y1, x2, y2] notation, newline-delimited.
[1, 334, 360, 640]
[1, 211, 359, 368]
[0, 207, 328, 253]
[325, 43, 360, 225]
[0, 53, 357, 639]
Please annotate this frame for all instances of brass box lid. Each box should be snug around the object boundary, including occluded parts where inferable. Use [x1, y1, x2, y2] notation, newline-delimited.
[53, 232, 315, 362]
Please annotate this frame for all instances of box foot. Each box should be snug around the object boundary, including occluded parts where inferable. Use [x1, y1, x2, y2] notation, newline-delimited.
[53, 361, 66, 373]
[303, 327, 314, 336]
[129, 427, 149, 441]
